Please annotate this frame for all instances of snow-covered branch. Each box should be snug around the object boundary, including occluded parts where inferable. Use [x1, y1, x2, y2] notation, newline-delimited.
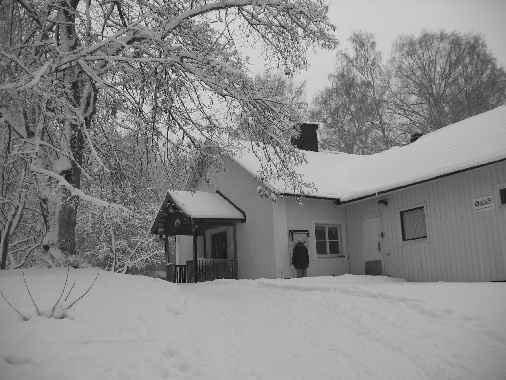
[163, 0, 282, 36]
[31, 166, 132, 215]
[1, 0, 335, 262]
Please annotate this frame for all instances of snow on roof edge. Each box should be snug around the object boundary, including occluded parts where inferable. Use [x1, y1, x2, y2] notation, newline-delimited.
[168, 190, 245, 220]
[229, 105, 506, 202]
[339, 155, 506, 204]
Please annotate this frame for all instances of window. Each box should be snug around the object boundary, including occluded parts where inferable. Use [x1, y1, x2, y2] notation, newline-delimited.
[315, 224, 341, 255]
[400, 206, 427, 241]
[500, 188, 506, 205]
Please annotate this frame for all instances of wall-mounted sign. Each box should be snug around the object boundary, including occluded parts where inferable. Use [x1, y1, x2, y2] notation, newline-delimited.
[289, 229, 310, 241]
[473, 195, 494, 211]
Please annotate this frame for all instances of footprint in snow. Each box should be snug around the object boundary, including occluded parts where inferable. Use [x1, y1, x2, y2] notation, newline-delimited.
[160, 345, 196, 378]
[163, 346, 178, 358]
[4, 355, 32, 366]
[165, 304, 183, 316]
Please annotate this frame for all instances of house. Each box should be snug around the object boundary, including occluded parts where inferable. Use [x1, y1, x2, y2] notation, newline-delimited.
[152, 105, 506, 282]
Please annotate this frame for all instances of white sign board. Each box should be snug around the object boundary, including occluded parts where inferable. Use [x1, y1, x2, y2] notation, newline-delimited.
[473, 196, 494, 211]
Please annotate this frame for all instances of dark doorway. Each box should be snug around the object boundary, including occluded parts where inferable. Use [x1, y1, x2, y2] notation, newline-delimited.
[211, 231, 228, 259]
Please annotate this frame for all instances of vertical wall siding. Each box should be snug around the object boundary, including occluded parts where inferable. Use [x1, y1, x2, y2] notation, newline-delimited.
[346, 161, 506, 282]
[272, 199, 289, 278]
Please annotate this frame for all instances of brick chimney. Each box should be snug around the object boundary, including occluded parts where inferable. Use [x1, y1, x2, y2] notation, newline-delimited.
[291, 123, 319, 152]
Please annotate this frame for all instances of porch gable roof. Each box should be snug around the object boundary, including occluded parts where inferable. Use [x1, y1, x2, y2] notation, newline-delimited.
[151, 190, 246, 236]
[169, 190, 245, 220]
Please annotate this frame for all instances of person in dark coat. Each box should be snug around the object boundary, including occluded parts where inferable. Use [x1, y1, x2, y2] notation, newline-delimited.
[292, 241, 309, 277]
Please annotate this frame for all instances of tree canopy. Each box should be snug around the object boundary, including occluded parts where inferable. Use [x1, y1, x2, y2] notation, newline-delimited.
[0, 0, 337, 264]
[312, 31, 506, 154]
[312, 32, 393, 154]
[390, 31, 506, 133]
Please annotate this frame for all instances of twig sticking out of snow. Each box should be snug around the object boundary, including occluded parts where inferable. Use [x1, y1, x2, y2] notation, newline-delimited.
[0, 270, 100, 321]
[61, 272, 99, 313]
[50, 265, 70, 317]
[22, 271, 41, 316]
[0, 289, 30, 321]
[64, 281, 76, 302]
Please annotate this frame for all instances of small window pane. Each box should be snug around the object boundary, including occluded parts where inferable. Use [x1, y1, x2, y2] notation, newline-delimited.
[329, 241, 340, 254]
[500, 188, 506, 205]
[315, 226, 326, 241]
[328, 226, 339, 240]
[315, 224, 341, 255]
[316, 241, 327, 255]
[401, 207, 427, 241]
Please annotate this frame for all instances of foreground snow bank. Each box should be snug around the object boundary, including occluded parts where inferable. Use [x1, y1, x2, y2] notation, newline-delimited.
[1, 269, 505, 380]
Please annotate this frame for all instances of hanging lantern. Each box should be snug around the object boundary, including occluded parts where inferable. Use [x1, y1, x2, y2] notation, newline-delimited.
[157, 226, 166, 240]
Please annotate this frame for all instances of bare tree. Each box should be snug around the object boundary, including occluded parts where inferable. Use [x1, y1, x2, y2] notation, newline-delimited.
[390, 31, 506, 134]
[311, 32, 395, 154]
[0, 121, 45, 269]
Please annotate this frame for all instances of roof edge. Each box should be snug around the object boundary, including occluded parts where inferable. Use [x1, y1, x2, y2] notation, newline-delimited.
[340, 156, 506, 205]
[216, 190, 247, 221]
[279, 193, 340, 202]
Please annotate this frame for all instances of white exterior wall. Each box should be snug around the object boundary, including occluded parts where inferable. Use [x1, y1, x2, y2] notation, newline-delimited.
[175, 235, 204, 264]
[200, 158, 277, 279]
[272, 198, 289, 277]
[202, 165, 348, 278]
[277, 198, 348, 278]
[175, 235, 193, 265]
[345, 161, 506, 281]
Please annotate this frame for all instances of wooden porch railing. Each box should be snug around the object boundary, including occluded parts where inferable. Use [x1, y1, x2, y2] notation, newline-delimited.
[174, 265, 188, 283]
[194, 258, 237, 282]
[167, 258, 237, 283]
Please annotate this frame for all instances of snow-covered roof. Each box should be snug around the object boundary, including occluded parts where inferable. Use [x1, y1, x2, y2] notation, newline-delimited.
[169, 191, 245, 219]
[233, 105, 506, 202]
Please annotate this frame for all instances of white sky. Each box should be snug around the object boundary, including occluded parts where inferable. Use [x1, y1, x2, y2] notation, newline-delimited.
[245, 0, 506, 103]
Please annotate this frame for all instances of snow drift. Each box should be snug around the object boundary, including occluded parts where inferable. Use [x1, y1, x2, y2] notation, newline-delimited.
[1, 269, 505, 380]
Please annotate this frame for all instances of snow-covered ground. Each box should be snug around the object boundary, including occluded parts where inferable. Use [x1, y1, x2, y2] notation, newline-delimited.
[1, 270, 505, 380]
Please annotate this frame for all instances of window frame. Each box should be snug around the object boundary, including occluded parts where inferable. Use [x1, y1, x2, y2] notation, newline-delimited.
[314, 223, 342, 257]
[400, 206, 428, 242]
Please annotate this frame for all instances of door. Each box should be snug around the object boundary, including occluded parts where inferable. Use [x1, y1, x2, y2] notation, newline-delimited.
[211, 231, 228, 259]
[361, 217, 382, 275]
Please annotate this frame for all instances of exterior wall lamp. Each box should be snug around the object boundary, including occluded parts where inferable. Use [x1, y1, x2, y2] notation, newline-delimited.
[378, 199, 389, 206]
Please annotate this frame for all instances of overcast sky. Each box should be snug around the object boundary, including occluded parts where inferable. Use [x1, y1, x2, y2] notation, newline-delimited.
[247, 0, 506, 103]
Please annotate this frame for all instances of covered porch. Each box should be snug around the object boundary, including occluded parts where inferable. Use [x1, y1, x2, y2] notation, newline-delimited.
[151, 190, 246, 283]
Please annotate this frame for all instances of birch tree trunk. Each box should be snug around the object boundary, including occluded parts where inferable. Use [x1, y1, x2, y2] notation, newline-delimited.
[43, 0, 95, 256]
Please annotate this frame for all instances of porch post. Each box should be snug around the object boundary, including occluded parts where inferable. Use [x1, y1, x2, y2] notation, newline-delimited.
[164, 235, 170, 281]
[232, 223, 238, 279]
[202, 229, 207, 258]
[193, 227, 198, 283]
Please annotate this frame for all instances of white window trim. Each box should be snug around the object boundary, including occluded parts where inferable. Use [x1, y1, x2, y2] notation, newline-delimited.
[313, 222, 345, 258]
